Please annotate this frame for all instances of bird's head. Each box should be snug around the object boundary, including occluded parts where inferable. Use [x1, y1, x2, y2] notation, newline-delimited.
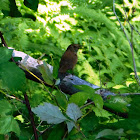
[67, 44, 80, 53]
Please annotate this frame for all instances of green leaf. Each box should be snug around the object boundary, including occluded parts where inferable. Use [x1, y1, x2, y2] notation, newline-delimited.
[69, 85, 96, 106]
[69, 92, 89, 106]
[46, 123, 65, 140]
[66, 121, 75, 133]
[66, 103, 82, 122]
[32, 103, 67, 124]
[104, 96, 129, 113]
[38, 61, 54, 86]
[0, 116, 20, 136]
[53, 60, 59, 79]
[93, 93, 103, 109]
[0, 0, 10, 11]
[0, 135, 4, 140]
[69, 86, 103, 108]
[30, 93, 44, 108]
[0, 62, 26, 91]
[113, 72, 124, 84]
[24, 0, 39, 11]
[80, 112, 99, 132]
[0, 100, 12, 115]
[55, 91, 68, 109]
[92, 107, 111, 118]
[74, 85, 95, 93]
[0, 48, 13, 64]
[96, 128, 124, 139]
[129, 96, 140, 119]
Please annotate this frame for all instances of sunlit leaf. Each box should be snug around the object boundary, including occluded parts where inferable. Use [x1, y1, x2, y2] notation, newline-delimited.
[92, 107, 111, 118]
[69, 92, 89, 106]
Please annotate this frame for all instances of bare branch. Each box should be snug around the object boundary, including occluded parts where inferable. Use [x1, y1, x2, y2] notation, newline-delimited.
[113, 0, 140, 86]
[24, 93, 38, 140]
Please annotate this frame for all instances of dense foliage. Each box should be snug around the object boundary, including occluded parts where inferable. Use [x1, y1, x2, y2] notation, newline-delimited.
[0, 0, 140, 139]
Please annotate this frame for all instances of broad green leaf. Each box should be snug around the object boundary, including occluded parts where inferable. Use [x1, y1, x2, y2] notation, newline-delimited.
[0, 116, 20, 136]
[69, 87, 103, 108]
[0, 0, 10, 10]
[38, 61, 54, 85]
[52, 60, 59, 79]
[69, 86, 96, 106]
[66, 121, 75, 133]
[104, 96, 129, 113]
[93, 93, 103, 109]
[92, 107, 111, 118]
[74, 85, 95, 93]
[55, 91, 68, 109]
[0, 48, 13, 64]
[96, 128, 124, 139]
[66, 103, 82, 122]
[0, 100, 12, 115]
[69, 92, 89, 106]
[32, 103, 67, 124]
[0, 62, 26, 91]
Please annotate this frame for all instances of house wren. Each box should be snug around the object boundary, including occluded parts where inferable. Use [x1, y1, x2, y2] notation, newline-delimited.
[59, 44, 80, 73]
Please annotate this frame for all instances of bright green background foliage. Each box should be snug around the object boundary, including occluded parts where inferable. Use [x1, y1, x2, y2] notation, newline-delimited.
[0, 0, 140, 139]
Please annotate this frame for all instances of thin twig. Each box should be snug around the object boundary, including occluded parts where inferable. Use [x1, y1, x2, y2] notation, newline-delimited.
[24, 93, 38, 140]
[80, 101, 94, 109]
[76, 124, 87, 139]
[98, 62, 102, 89]
[113, 0, 140, 86]
[5, 94, 25, 103]
[39, 124, 54, 136]
[121, 93, 140, 96]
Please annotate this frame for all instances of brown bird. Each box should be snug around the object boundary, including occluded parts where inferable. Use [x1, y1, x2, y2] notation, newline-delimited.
[59, 44, 80, 73]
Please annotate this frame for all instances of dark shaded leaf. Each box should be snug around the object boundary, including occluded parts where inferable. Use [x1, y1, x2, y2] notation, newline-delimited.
[0, 116, 20, 136]
[0, 62, 26, 91]
[0, 100, 12, 115]
[0, 48, 13, 64]
[24, 0, 39, 11]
